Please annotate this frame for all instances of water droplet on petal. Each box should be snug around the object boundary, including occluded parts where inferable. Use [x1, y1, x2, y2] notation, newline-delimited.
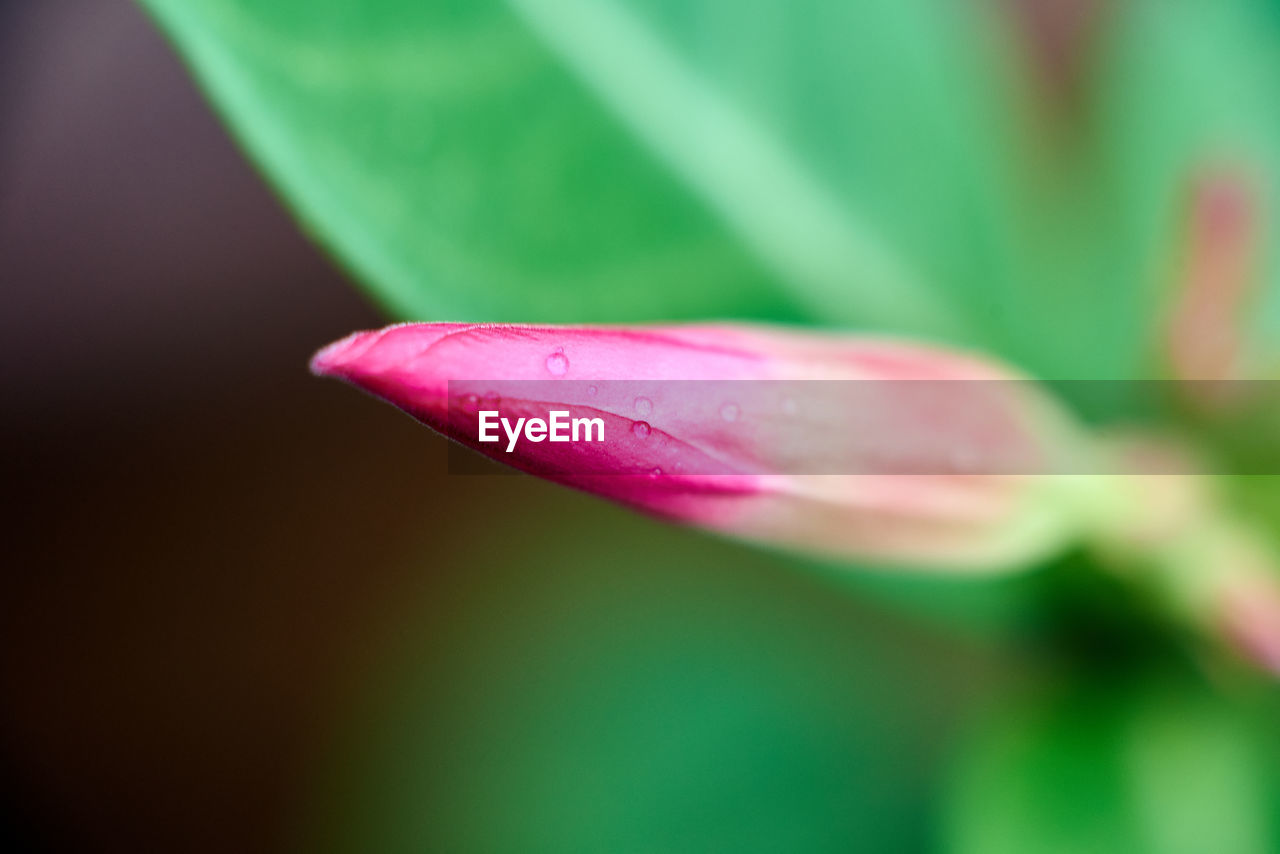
[632, 421, 651, 439]
[586, 385, 598, 397]
[461, 393, 479, 412]
[545, 349, 569, 376]
[720, 402, 740, 422]
[634, 396, 653, 416]
[650, 467, 662, 476]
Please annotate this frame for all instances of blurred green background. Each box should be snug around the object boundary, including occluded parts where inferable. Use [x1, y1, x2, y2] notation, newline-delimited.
[3, 1, 1280, 852]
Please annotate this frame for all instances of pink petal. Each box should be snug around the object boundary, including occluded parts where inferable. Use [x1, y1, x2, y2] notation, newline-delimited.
[1192, 523, 1280, 678]
[311, 322, 1090, 571]
[1165, 167, 1261, 398]
[1220, 572, 1280, 677]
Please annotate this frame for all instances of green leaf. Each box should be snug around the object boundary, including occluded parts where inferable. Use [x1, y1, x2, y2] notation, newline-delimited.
[142, 0, 1280, 388]
[1098, 0, 1280, 378]
[140, 0, 982, 339]
[945, 675, 1277, 854]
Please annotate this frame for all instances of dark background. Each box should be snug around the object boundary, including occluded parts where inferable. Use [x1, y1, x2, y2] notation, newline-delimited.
[2, 1, 444, 848]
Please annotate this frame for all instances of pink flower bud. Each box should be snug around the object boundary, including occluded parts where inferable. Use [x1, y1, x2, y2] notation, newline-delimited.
[312, 322, 1091, 571]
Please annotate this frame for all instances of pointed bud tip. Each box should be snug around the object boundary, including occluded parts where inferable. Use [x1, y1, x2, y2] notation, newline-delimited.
[309, 329, 380, 378]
